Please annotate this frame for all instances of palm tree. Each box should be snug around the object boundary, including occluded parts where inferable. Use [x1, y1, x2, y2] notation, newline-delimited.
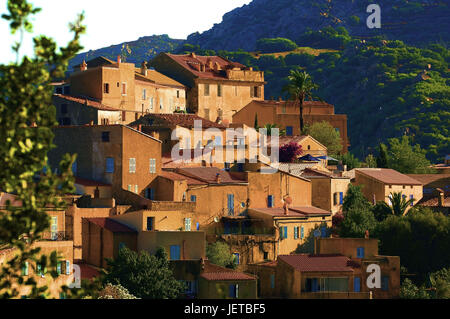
[282, 70, 319, 135]
[258, 123, 286, 136]
[384, 192, 414, 216]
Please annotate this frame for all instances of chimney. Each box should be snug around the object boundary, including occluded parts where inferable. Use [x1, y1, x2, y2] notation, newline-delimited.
[117, 55, 122, 64]
[283, 203, 289, 216]
[141, 62, 148, 76]
[365, 230, 370, 239]
[80, 60, 87, 71]
[437, 188, 444, 207]
[215, 173, 221, 184]
[190, 52, 196, 59]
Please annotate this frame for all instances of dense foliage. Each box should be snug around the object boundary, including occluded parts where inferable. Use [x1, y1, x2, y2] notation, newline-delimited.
[206, 242, 237, 269]
[0, 0, 91, 298]
[103, 247, 184, 299]
[256, 38, 298, 53]
[303, 121, 343, 156]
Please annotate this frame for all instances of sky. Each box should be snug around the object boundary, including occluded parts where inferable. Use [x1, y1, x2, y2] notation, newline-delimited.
[0, 0, 251, 63]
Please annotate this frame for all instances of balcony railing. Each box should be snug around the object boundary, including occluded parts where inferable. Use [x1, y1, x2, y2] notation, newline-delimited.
[40, 231, 68, 241]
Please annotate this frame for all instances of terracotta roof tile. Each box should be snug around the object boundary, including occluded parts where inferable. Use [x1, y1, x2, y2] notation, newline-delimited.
[176, 167, 247, 185]
[129, 113, 226, 129]
[53, 94, 121, 111]
[356, 168, 423, 186]
[406, 174, 450, 186]
[278, 254, 355, 272]
[86, 218, 137, 233]
[252, 206, 331, 217]
[201, 261, 256, 281]
[165, 53, 248, 81]
[417, 191, 450, 207]
[135, 69, 185, 88]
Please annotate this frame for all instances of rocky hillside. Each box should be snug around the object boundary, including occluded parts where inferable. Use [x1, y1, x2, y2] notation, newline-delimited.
[69, 34, 183, 69]
[186, 0, 450, 51]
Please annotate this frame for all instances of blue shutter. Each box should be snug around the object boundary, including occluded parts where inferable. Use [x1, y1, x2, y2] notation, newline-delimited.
[294, 227, 298, 239]
[357, 247, 365, 258]
[286, 126, 293, 136]
[106, 157, 114, 173]
[283, 226, 288, 239]
[321, 226, 327, 238]
[339, 192, 344, 205]
[301, 226, 304, 239]
[312, 278, 318, 292]
[229, 285, 236, 298]
[170, 245, 181, 260]
[268, 195, 274, 208]
[354, 277, 361, 292]
[150, 188, 155, 200]
[228, 194, 235, 216]
[65, 260, 70, 275]
[410, 195, 414, 206]
[190, 195, 197, 202]
[382, 276, 389, 291]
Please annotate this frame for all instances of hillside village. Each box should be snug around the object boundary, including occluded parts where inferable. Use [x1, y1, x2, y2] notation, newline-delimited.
[1, 50, 448, 300]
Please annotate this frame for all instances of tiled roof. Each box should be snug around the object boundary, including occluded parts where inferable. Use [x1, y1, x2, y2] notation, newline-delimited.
[53, 94, 121, 111]
[252, 206, 331, 218]
[75, 178, 111, 187]
[406, 174, 450, 186]
[254, 100, 333, 108]
[355, 168, 423, 186]
[128, 113, 226, 129]
[86, 218, 137, 233]
[0, 192, 22, 207]
[135, 69, 185, 88]
[161, 149, 213, 169]
[417, 191, 450, 207]
[278, 254, 355, 272]
[165, 53, 248, 81]
[300, 168, 344, 179]
[200, 261, 256, 281]
[176, 167, 248, 185]
[159, 171, 207, 185]
[275, 162, 319, 176]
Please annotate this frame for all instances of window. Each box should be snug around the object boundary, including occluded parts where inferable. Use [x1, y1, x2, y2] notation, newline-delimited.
[146, 188, 155, 200]
[189, 195, 197, 203]
[127, 185, 132, 191]
[142, 89, 147, 100]
[170, 245, 181, 260]
[263, 251, 269, 260]
[321, 226, 327, 238]
[185, 218, 191, 231]
[280, 226, 288, 239]
[177, 90, 180, 98]
[270, 274, 275, 289]
[61, 104, 68, 114]
[65, 260, 70, 275]
[51, 216, 58, 240]
[57, 262, 62, 275]
[410, 195, 414, 206]
[356, 247, 365, 258]
[121, 82, 127, 95]
[224, 162, 231, 171]
[339, 192, 344, 205]
[129, 158, 136, 173]
[134, 185, 138, 194]
[333, 193, 338, 205]
[147, 217, 155, 231]
[267, 195, 274, 208]
[149, 158, 156, 173]
[381, 276, 389, 291]
[101, 132, 110, 142]
[233, 253, 240, 265]
[294, 226, 299, 239]
[104, 83, 110, 94]
[122, 111, 126, 122]
[253, 86, 260, 98]
[217, 84, 222, 97]
[300, 226, 304, 239]
[204, 84, 210, 96]
[106, 157, 114, 173]
[101, 118, 109, 125]
[227, 194, 235, 216]
[21, 262, 29, 276]
[229, 284, 238, 299]
[286, 126, 293, 136]
[354, 277, 361, 292]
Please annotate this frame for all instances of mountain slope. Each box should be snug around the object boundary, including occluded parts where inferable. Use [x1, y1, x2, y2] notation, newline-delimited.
[186, 0, 450, 51]
[69, 34, 183, 68]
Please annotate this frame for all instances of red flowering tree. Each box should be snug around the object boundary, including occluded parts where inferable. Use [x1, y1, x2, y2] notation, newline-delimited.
[279, 142, 303, 163]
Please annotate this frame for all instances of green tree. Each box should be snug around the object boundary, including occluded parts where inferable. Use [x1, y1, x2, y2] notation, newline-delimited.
[364, 154, 377, 168]
[385, 136, 434, 174]
[338, 184, 377, 238]
[206, 242, 236, 269]
[256, 37, 298, 53]
[103, 247, 184, 299]
[303, 121, 343, 155]
[376, 143, 389, 168]
[375, 207, 450, 280]
[336, 152, 361, 170]
[0, 0, 87, 298]
[258, 123, 285, 136]
[400, 278, 430, 299]
[372, 201, 393, 222]
[382, 192, 415, 217]
[98, 283, 138, 299]
[283, 70, 319, 135]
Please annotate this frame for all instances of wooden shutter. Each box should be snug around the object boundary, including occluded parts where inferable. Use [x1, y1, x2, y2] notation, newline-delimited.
[228, 194, 235, 216]
[354, 277, 361, 292]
